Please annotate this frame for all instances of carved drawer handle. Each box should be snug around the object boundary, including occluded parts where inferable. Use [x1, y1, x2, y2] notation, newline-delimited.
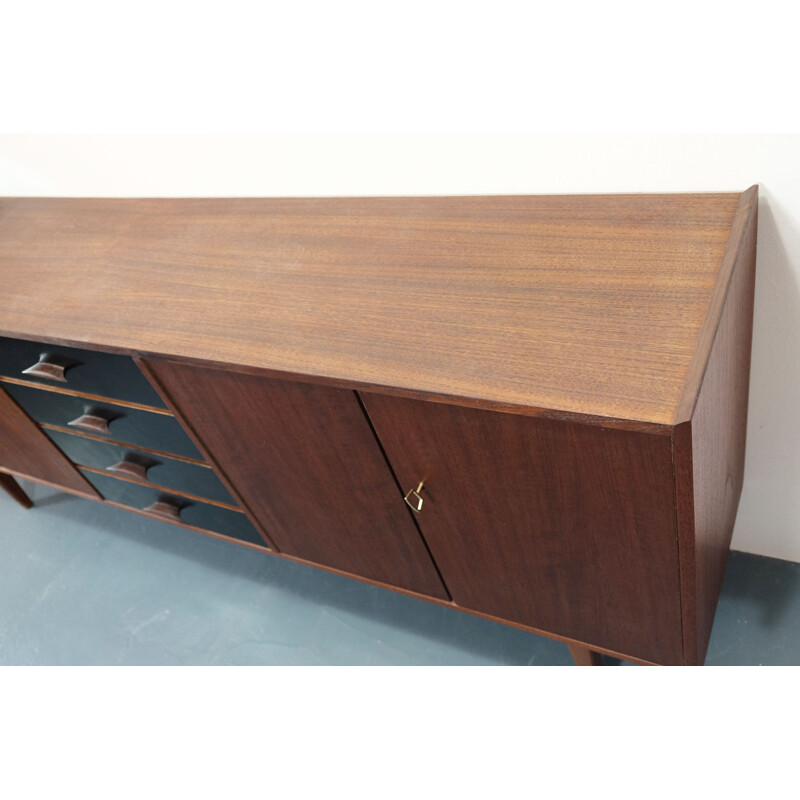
[144, 500, 182, 522]
[68, 413, 112, 435]
[404, 481, 425, 513]
[107, 459, 149, 481]
[22, 359, 68, 382]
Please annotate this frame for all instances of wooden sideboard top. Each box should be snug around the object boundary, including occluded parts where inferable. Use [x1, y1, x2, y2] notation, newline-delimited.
[0, 189, 756, 427]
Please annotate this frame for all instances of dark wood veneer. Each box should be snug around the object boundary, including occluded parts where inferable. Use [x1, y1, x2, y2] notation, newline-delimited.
[360, 392, 683, 665]
[674, 192, 758, 665]
[143, 360, 450, 600]
[0, 383, 100, 499]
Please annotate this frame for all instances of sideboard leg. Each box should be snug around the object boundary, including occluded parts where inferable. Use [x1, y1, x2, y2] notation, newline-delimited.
[567, 643, 603, 666]
[0, 473, 33, 509]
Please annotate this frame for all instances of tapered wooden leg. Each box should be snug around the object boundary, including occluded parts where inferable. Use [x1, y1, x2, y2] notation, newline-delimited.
[0, 473, 33, 509]
[567, 643, 603, 666]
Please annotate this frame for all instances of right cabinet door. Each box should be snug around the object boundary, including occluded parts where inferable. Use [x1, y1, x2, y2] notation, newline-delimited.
[361, 392, 683, 665]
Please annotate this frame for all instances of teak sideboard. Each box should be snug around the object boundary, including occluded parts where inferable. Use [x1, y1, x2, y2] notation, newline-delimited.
[0, 190, 758, 666]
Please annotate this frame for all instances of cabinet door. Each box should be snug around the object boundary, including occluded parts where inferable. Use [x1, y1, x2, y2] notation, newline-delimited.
[143, 361, 448, 600]
[0, 384, 99, 498]
[361, 393, 683, 665]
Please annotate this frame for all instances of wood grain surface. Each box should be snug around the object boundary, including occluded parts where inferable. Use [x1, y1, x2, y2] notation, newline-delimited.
[0, 194, 744, 425]
[144, 359, 450, 599]
[0, 383, 100, 498]
[674, 195, 758, 665]
[361, 391, 683, 665]
[675, 186, 758, 422]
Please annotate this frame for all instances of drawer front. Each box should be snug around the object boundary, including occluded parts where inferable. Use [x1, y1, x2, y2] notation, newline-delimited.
[3, 383, 202, 461]
[44, 428, 235, 506]
[81, 470, 266, 548]
[0, 336, 166, 408]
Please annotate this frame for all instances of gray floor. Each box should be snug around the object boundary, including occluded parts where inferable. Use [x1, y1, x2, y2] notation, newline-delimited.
[1, 480, 797, 665]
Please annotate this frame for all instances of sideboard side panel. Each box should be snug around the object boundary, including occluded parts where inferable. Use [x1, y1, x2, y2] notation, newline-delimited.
[678, 200, 758, 665]
[0, 383, 100, 498]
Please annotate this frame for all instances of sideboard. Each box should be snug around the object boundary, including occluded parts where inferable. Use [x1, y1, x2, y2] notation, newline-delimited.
[0, 190, 758, 665]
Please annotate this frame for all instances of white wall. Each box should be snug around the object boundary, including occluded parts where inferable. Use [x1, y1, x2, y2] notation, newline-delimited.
[1, 134, 798, 563]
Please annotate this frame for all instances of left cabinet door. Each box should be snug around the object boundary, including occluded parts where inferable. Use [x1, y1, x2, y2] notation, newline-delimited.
[0, 384, 100, 498]
[142, 360, 449, 600]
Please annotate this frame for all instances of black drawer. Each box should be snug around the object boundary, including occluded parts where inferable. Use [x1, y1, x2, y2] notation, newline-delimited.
[3, 382, 202, 461]
[44, 428, 235, 506]
[81, 470, 266, 548]
[0, 336, 166, 408]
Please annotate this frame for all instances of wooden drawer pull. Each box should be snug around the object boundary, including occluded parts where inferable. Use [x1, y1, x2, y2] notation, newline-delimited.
[68, 413, 111, 435]
[22, 359, 68, 382]
[144, 500, 182, 522]
[106, 459, 149, 481]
